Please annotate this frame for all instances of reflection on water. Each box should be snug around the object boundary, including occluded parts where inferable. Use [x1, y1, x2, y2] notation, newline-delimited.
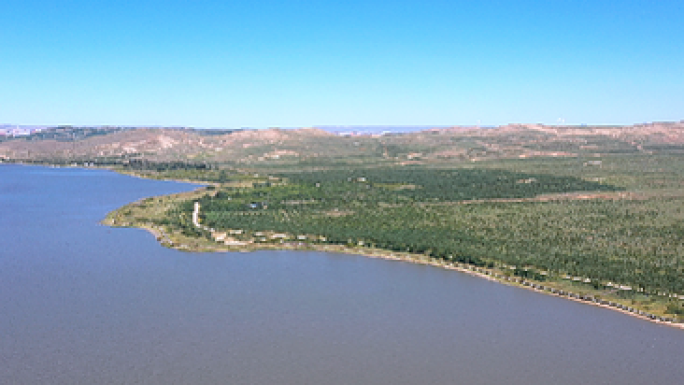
[1, 164, 683, 384]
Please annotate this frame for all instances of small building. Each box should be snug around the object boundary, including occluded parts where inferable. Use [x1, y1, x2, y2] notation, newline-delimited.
[224, 239, 248, 246]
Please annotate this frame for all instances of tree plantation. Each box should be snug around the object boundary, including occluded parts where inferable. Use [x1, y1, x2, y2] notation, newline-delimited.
[102, 152, 684, 322]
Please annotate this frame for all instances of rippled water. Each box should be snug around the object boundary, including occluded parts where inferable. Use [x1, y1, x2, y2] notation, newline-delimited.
[1, 164, 683, 384]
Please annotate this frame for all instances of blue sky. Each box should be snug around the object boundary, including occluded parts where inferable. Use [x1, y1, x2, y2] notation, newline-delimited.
[1, 0, 682, 127]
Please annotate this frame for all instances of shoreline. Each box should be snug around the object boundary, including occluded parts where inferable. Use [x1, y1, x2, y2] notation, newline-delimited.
[98, 167, 684, 331]
[124, 220, 684, 330]
[318, 246, 684, 330]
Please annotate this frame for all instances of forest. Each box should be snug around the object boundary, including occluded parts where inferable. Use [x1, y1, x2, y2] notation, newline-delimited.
[95, 150, 684, 320]
[149, 159, 683, 303]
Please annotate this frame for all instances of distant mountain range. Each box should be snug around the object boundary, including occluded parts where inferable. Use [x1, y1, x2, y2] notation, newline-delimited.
[1, 121, 683, 165]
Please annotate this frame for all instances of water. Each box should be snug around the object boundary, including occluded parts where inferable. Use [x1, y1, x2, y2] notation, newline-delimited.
[1, 164, 683, 384]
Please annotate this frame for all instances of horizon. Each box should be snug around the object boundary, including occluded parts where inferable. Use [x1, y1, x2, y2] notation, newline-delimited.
[3, 119, 683, 130]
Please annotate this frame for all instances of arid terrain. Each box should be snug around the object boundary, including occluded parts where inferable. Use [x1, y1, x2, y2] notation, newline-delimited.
[2, 122, 684, 166]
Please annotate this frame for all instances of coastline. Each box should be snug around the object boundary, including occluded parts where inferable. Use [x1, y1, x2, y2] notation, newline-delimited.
[100, 169, 684, 331]
[122, 220, 684, 330]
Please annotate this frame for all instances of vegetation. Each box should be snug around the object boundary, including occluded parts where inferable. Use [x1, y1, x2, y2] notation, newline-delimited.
[102, 153, 684, 322]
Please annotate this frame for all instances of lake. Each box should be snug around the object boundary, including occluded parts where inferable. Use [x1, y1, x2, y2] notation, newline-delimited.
[1, 164, 683, 384]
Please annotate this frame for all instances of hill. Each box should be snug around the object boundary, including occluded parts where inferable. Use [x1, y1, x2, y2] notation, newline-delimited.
[2, 122, 684, 166]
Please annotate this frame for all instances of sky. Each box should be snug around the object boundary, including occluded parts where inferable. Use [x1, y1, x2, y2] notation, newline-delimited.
[1, 0, 682, 128]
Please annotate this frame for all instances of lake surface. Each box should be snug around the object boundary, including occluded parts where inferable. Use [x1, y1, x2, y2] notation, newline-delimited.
[1, 164, 683, 384]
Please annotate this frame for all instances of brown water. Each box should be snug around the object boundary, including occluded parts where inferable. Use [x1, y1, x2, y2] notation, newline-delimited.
[1, 164, 683, 384]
